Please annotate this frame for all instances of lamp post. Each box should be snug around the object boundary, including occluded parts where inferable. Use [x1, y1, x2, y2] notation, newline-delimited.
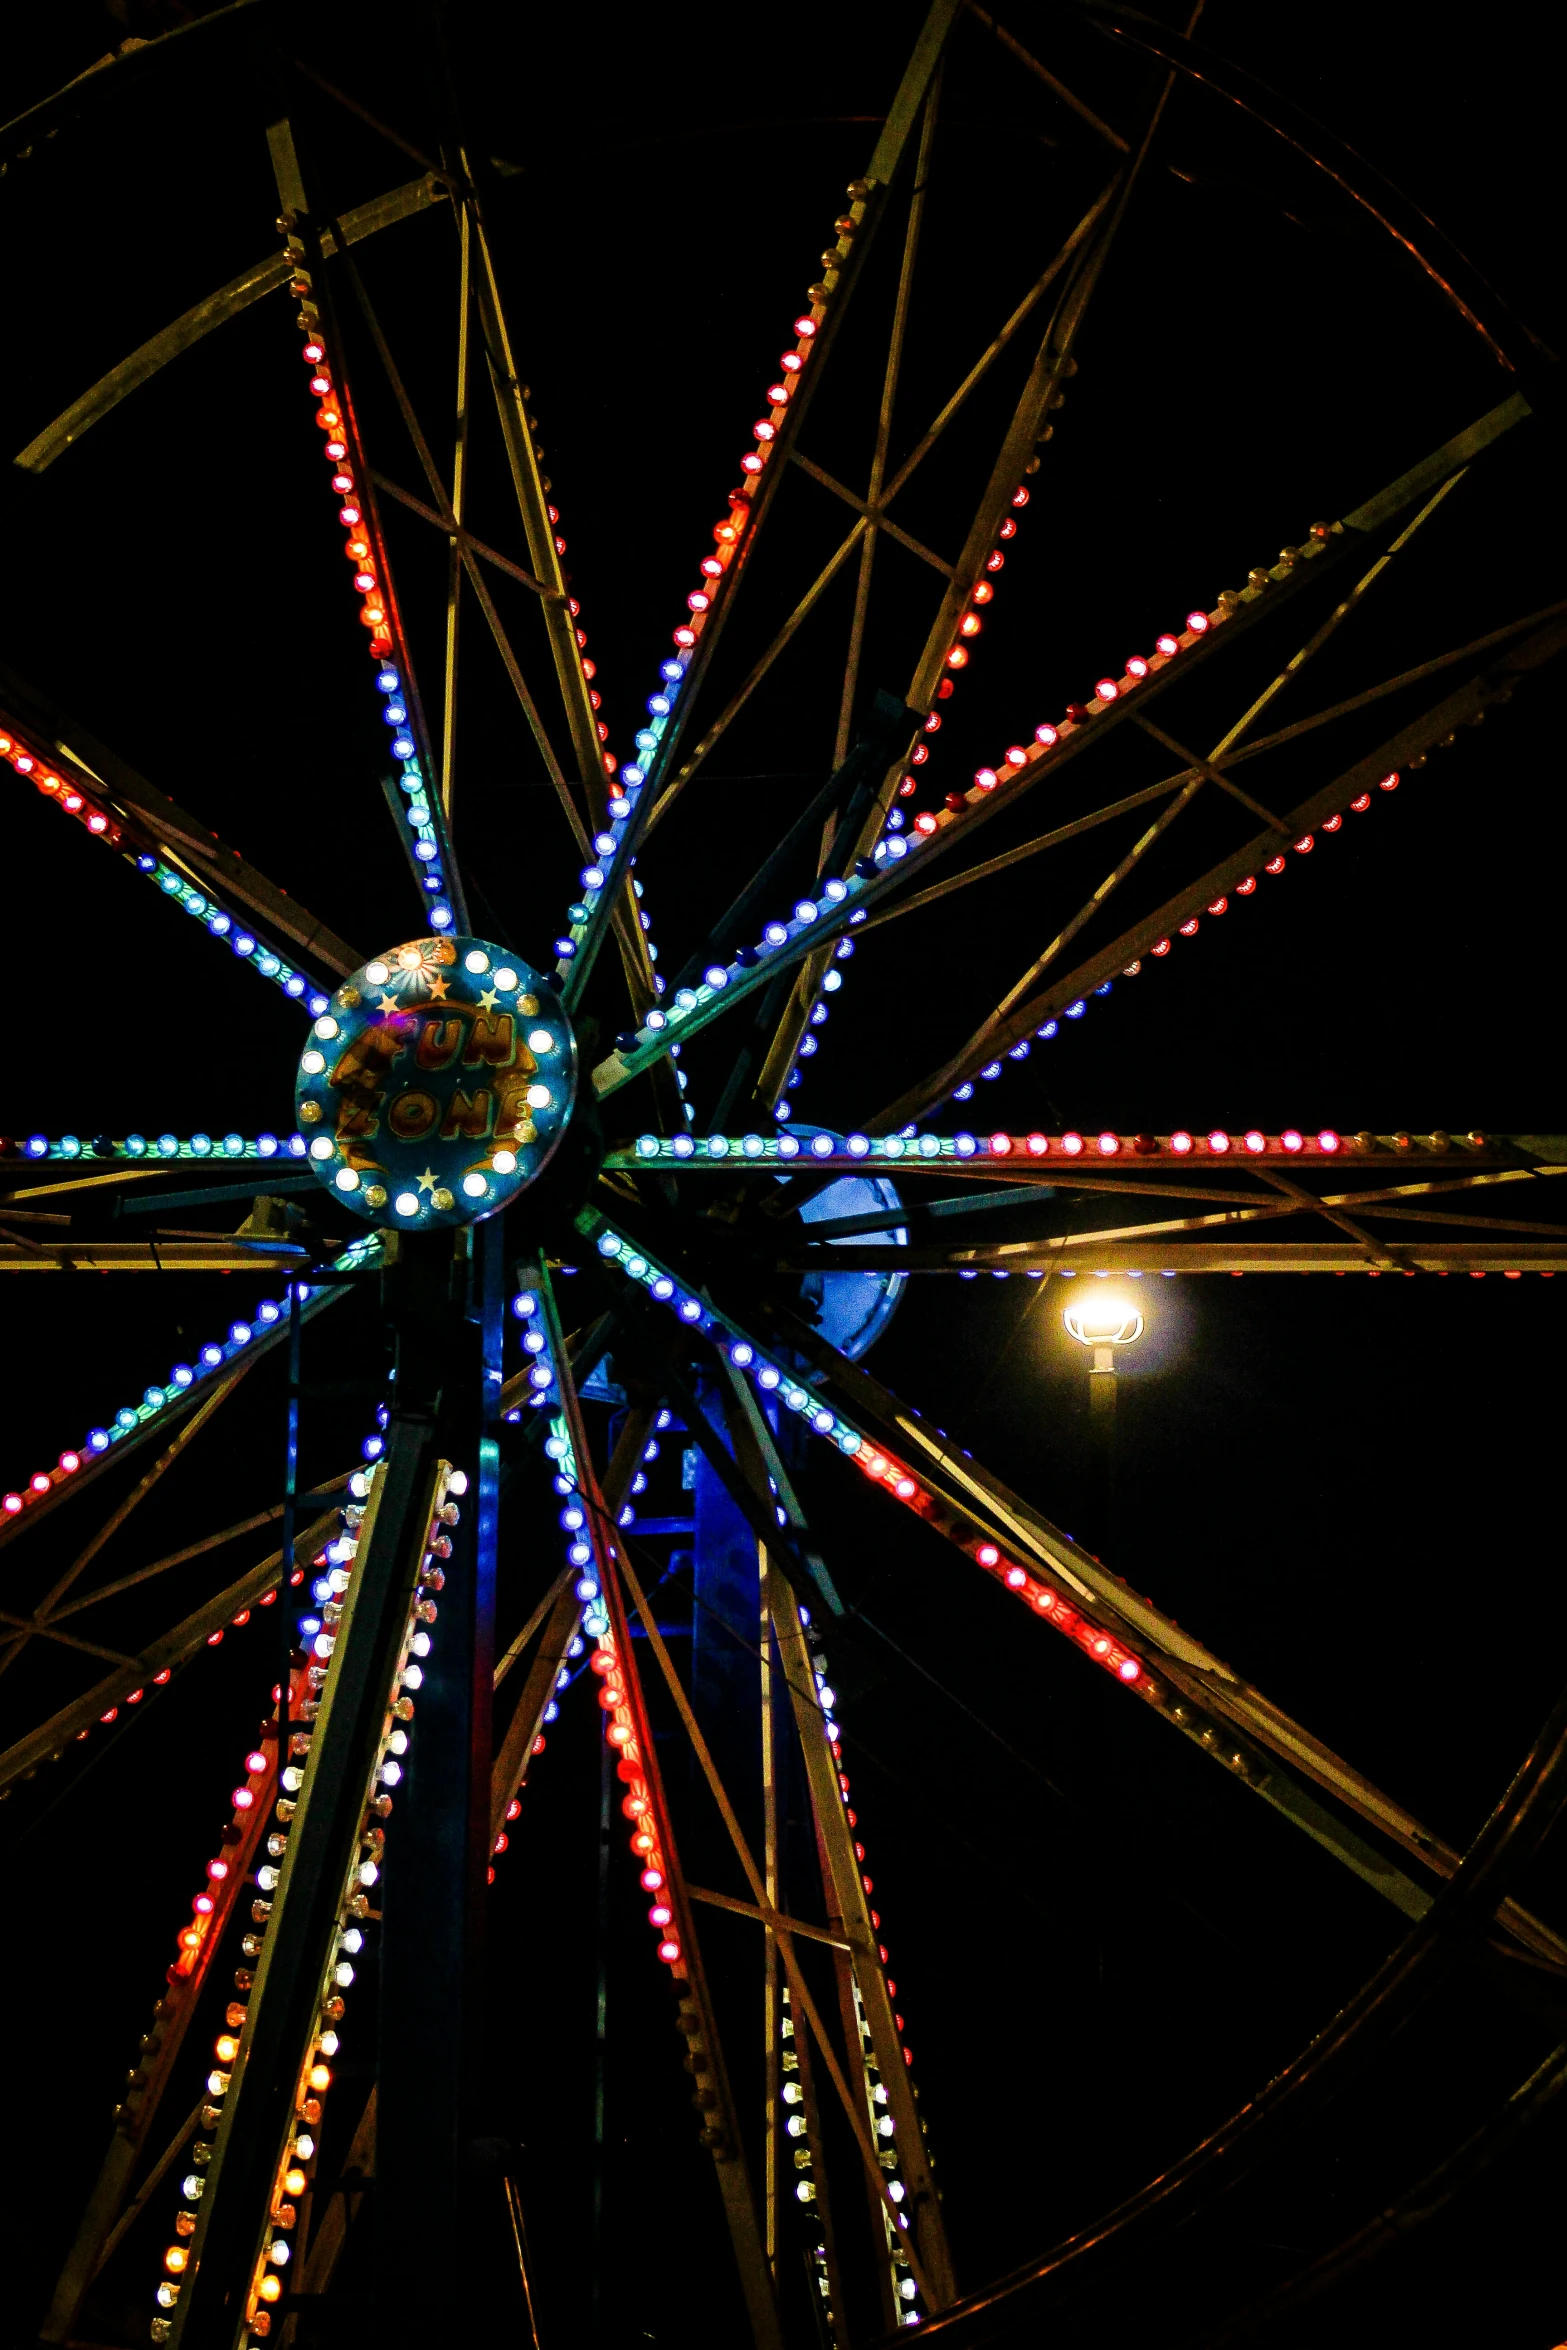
[1063, 1294, 1145, 1417]
[1065, 1292, 1145, 1562]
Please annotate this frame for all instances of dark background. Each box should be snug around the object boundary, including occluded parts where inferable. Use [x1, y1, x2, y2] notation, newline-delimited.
[0, 4, 1563, 2347]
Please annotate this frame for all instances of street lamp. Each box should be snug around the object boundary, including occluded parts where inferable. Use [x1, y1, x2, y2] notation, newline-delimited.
[1064, 1293, 1144, 1415]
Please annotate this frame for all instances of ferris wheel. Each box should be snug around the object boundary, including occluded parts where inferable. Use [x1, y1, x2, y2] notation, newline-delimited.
[2, 6, 1565, 2347]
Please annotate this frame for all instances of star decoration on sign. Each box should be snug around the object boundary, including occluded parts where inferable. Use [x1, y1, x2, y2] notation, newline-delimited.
[416, 1166, 438, 1196]
[377, 992, 401, 1013]
[426, 973, 450, 1001]
[476, 987, 499, 1012]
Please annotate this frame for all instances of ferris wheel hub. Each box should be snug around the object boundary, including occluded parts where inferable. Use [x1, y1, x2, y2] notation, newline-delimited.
[294, 934, 578, 1229]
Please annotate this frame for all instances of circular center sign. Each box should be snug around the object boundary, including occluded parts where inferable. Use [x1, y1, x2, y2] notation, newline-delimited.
[295, 935, 577, 1228]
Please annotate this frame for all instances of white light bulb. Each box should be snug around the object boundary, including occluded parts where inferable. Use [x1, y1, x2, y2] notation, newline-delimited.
[526, 1084, 552, 1110]
[309, 1138, 333, 1161]
[394, 1192, 420, 1216]
[493, 1149, 517, 1174]
[300, 1050, 325, 1075]
[462, 1173, 487, 1197]
[527, 1028, 553, 1053]
[464, 950, 489, 973]
[365, 962, 390, 985]
[494, 967, 518, 991]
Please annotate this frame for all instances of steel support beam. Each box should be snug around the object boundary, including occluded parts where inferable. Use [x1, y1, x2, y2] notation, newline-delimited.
[375, 1224, 502, 2343]
[169, 1423, 447, 2349]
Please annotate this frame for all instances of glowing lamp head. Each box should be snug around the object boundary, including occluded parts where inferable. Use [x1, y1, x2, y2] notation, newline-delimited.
[1063, 1299, 1144, 1349]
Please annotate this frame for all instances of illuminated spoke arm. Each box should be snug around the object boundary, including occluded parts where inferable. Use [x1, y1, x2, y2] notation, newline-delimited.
[610, 1517, 941, 2313]
[577, 1201, 1567, 1970]
[0, 1497, 346, 1802]
[164, 1434, 456, 2350]
[717, 1363, 956, 2309]
[38, 1648, 328, 2343]
[0, 1249, 372, 1547]
[801, 394, 1526, 983]
[632, 178, 1116, 856]
[871, 611, 1567, 1133]
[758, 37, 1208, 1117]
[526, 1267, 786, 2350]
[556, 0, 965, 1012]
[0, 1374, 250, 1689]
[0, 701, 347, 1013]
[589, 404, 1535, 1108]
[858, 594, 1567, 941]
[267, 113, 467, 936]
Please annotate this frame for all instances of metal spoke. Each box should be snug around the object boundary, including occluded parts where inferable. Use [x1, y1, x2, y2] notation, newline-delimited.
[268, 111, 468, 933]
[0, 671, 359, 990]
[718, 1359, 955, 2304]
[37, 1651, 315, 2345]
[614, 1533, 941, 2310]
[836, 63, 942, 766]
[0, 1372, 252, 1685]
[558, 0, 966, 1010]
[870, 611, 1567, 1131]
[466, 192, 612, 812]
[49, 1502, 332, 1621]
[437, 209, 468, 818]
[753, 45, 1459, 1116]
[166, 1434, 454, 2350]
[605, 1132, 1561, 1178]
[588, 396, 1534, 1106]
[532, 1264, 785, 2349]
[459, 550, 586, 844]
[858, 596, 1567, 934]
[1204, 472, 1471, 760]
[579, 1201, 1567, 1971]
[639, 181, 1117, 849]
[0, 1238, 308, 1272]
[0, 1500, 344, 1798]
[643, 521, 869, 831]
[0, 1264, 363, 1561]
[335, 206, 587, 849]
[879, 181, 1119, 512]
[839, 394, 1529, 896]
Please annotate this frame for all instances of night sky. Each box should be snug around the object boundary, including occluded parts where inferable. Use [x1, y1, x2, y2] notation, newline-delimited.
[1, 7, 1564, 2348]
